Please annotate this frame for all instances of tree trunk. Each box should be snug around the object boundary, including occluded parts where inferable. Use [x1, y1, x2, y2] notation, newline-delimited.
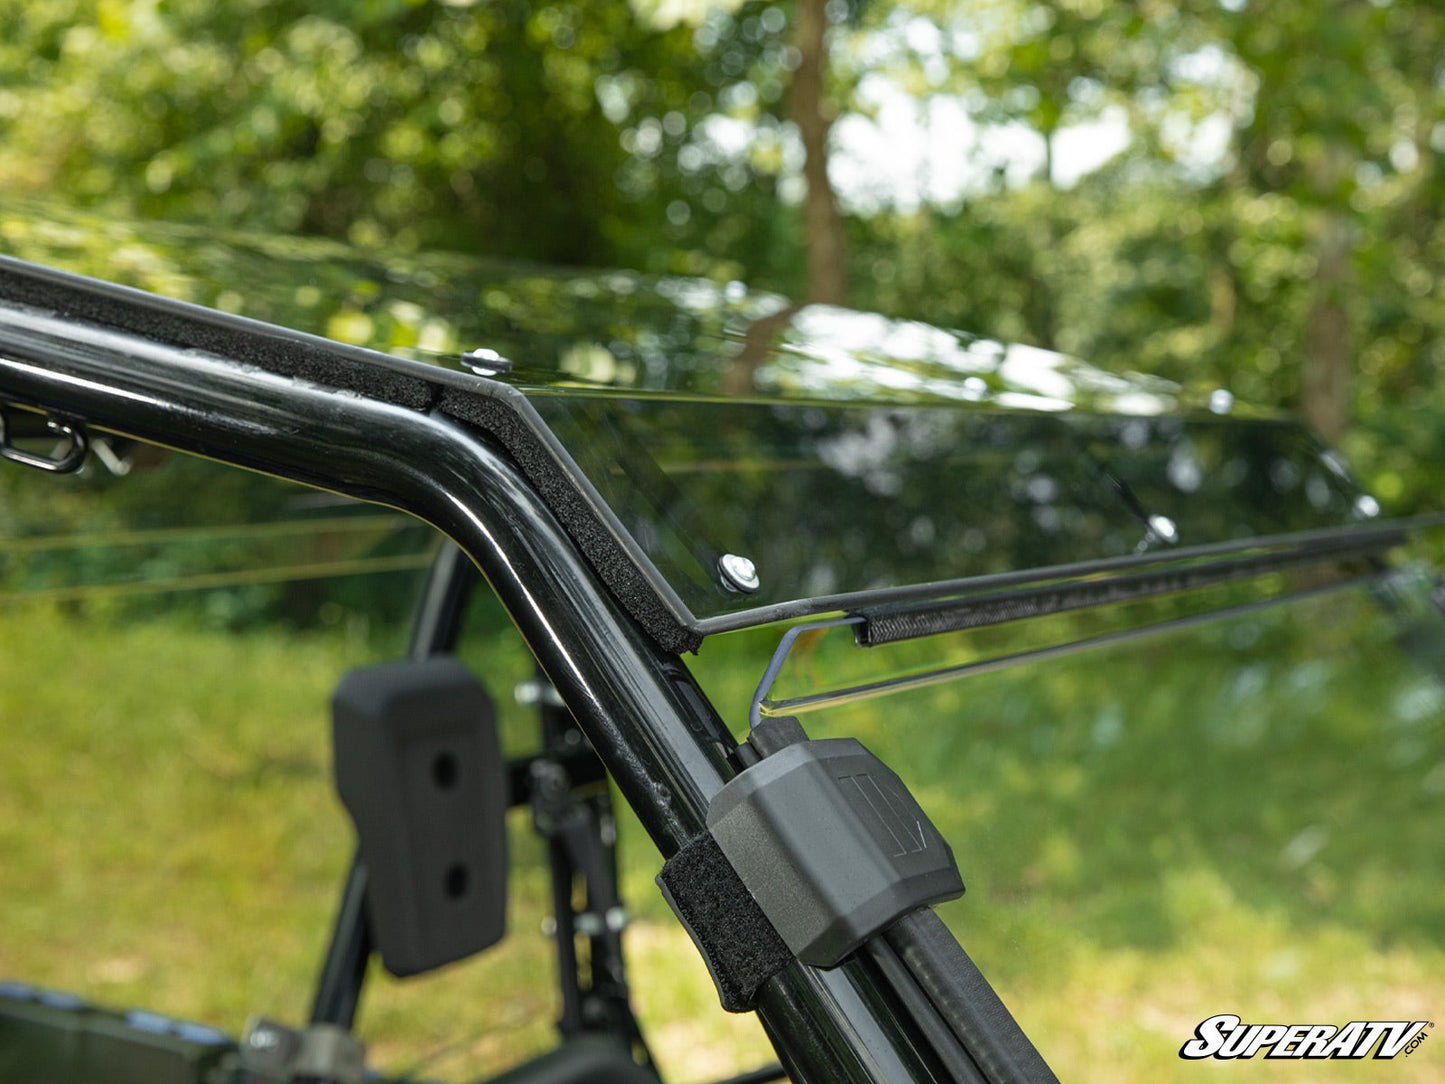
[1300, 213, 1352, 443]
[794, 0, 848, 306]
[719, 304, 803, 396]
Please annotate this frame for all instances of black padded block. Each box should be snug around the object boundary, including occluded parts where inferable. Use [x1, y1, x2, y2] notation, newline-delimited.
[332, 657, 507, 977]
[707, 738, 964, 968]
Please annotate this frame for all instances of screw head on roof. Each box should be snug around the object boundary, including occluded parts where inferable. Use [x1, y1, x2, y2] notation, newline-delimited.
[1208, 388, 1235, 415]
[461, 347, 513, 376]
[718, 553, 760, 593]
[1146, 514, 1179, 545]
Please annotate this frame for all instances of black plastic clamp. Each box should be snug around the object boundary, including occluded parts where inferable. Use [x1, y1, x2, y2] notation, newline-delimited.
[659, 722, 964, 1012]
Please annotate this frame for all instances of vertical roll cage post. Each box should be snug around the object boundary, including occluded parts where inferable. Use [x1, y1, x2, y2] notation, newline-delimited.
[0, 313, 1038, 1082]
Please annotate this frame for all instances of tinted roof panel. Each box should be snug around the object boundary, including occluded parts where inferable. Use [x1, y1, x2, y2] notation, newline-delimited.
[533, 395, 1372, 622]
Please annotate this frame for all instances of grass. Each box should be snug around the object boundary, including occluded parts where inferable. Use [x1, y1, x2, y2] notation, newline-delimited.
[2, 579, 1443, 1082]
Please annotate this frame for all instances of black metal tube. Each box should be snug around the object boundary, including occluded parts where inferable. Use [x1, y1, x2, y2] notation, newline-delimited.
[0, 310, 946, 1083]
[545, 834, 586, 1036]
[308, 852, 372, 1029]
[407, 540, 479, 660]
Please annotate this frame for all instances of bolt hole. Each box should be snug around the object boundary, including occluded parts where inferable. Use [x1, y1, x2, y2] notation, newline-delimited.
[444, 863, 469, 900]
[432, 751, 458, 790]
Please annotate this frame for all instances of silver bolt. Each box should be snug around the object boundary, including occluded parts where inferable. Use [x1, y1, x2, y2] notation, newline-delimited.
[460, 347, 513, 375]
[1146, 514, 1179, 545]
[718, 553, 760, 593]
[1208, 388, 1234, 415]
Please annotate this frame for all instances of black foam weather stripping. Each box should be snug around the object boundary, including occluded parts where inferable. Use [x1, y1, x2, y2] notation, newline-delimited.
[435, 390, 702, 654]
[655, 832, 793, 1014]
[859, 532, 1404, 647]
[0, 255, 704, 655]
[0, 254, 440, 410]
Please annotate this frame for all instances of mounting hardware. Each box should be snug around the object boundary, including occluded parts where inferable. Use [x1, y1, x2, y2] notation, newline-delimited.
[460, 347, 513, 375]
[240, 1017, 366, 1084]
[515, 677, 566, 708]
[91, 435, 132, 476]
[707, 736, 964, 967]
[0, 405, 89, 473]
[1145, 513, 1179, 545]
[658, 726, 964, 1011]
[718, 552, 760, 594]
[574, 906, 630, 936]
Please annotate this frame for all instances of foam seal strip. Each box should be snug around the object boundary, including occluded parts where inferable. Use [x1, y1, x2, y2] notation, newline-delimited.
[858, 536, 1401, 646]
[0, 256, 703, 654]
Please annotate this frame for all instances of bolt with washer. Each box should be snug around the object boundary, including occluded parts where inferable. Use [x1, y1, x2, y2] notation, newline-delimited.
[718, 553, 760, 593]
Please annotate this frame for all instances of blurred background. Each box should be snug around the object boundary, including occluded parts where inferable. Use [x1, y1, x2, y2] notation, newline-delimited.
[2, 3, 1443, 1083]
[2, 0, 1442, 510]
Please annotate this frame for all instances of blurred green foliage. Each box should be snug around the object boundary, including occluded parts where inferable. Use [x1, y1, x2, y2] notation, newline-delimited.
[0, 0, 1441, 510]
[0, 0, 801, 277]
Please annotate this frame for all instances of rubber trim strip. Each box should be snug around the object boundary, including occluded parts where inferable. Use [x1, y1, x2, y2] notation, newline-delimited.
[859, 535, 1401, 646]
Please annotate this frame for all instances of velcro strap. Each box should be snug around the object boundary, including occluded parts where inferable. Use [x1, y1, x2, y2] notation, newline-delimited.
[656, 833, 792, 1013]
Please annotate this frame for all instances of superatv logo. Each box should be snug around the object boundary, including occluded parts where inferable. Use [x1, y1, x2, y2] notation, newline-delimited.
[1180, 1015, 1432, 1060]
